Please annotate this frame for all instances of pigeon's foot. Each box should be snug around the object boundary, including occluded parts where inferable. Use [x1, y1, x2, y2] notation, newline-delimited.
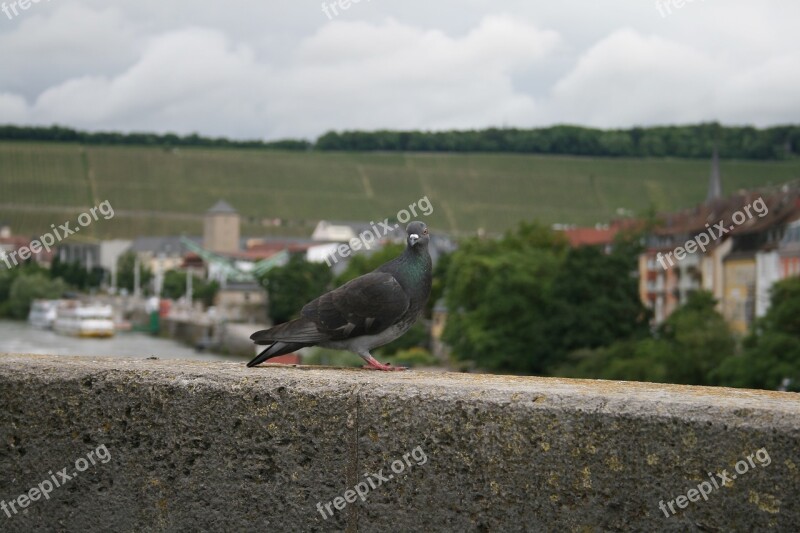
[362, 356, 407, 371]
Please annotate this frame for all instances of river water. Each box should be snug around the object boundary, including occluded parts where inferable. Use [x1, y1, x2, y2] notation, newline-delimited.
[0, 320, 244, 362]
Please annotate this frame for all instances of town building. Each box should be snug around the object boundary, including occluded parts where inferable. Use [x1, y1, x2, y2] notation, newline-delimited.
[639, 184, 800, 331]
[203, 200, 240, 254]
[0, 223, 54, 267]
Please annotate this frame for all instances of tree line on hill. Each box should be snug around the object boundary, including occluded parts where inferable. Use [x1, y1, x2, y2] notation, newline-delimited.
[0, 125, 311, 151]
[316, 124, 799, 159]
[2, 123, 799, 160]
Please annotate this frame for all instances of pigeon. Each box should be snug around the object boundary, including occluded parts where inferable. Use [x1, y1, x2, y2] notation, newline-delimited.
[248, 221, 432, 371]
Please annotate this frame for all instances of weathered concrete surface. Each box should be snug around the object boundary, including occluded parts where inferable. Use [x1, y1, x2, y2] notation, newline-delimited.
[0, 354, 798, 532]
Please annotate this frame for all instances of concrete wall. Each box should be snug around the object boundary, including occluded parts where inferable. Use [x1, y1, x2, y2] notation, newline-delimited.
[1, 354, 798, 532]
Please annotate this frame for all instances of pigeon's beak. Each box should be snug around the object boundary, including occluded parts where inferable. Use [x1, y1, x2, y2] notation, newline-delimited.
[409, 233, 420, 246]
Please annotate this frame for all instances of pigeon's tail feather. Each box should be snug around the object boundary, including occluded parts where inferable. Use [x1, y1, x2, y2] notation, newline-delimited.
[247, 341, 309, 367]
[250, 317, 327, 344]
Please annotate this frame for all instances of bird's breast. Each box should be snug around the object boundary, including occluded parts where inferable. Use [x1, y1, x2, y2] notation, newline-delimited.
[321, 316, 416, 353]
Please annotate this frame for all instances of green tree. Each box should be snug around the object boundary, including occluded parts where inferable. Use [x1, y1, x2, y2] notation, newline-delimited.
[194, 279, 220, 308]
[4, 123, 800, 159]
[8, 273, 67, 319]
[555, 291, 734, 386]
[553, 339, 671, 383]
[548, 243, 651, 356]
[161, 269, 187, 300]
[259, 254, 332, 324]
[161, 269, 219, 307]
[50, 256, 103, 290]
[442, 222, 567, 373]
[443, 221, 654, 375]
[658, 291, 735, 385]
[0, 267, 19, 317]
[715, 278, 800, 390]
[756, 276, 800, 337]
[116, 252, 152, 293]
[0, 262, 51, 316]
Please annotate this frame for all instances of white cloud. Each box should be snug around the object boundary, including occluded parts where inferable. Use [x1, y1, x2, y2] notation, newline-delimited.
[542, 28, 800, 127]
[31, 28, 270, 133]
[271, 15, 560, 136]
[718, 54, 800, 125]
[4, 15, 560, 139]
[0, 1, 798, 138]
[0, 3, 138, 97]
[544, 29, 721, 126]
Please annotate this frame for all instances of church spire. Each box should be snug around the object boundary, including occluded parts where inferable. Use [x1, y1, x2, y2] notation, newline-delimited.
[707, 144, 722, 202]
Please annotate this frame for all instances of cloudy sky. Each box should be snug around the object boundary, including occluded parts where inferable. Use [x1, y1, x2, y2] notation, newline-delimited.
[1, 0, 798, 140]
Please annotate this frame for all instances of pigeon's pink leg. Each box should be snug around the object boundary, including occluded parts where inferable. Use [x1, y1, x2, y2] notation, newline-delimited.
[362, 355, 407, 371]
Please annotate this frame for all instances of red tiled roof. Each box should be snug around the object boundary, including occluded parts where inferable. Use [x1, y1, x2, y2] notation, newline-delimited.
[0, 236, 31, 247]
[225, 249, 292, 261]
[654, 185, 800, 239]
[560, 219, 643, 247]
[221, 242, 317, 260]
[562, 227, 617, 247]
[246, 242, 316, 254]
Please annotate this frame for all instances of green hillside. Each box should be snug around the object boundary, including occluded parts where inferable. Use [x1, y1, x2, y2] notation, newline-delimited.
[1, 141, 799, 240]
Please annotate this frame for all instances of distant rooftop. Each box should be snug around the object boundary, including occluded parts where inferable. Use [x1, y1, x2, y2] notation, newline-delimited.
[207, 200, 237, 215]
[131, 236, 201, 255]
[656, 183, 800, 238]
[312, 220, 405, 241]
[560, 226, 618, 247]
[556, 219, 641, 248]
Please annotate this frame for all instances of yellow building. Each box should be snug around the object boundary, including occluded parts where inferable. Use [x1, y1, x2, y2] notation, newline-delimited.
[722, 255, 756, 334]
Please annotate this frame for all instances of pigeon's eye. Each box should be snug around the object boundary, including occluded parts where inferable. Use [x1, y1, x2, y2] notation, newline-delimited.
[423, 229, 428, 235]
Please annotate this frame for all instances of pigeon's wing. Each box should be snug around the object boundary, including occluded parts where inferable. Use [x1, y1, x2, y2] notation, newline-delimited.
[301, 271, 409, 340]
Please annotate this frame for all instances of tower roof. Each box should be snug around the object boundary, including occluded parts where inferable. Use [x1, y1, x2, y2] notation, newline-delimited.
[207, 200, 237, 215]
[706, 145, 722, 202]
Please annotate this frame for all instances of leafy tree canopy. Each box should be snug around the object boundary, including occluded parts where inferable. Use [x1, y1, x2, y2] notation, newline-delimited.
[259, 254, 332, 324]
[715, 277, 800, 391]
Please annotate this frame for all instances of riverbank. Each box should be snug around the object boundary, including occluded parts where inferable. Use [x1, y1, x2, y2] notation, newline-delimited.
[0, 319, 246, 362]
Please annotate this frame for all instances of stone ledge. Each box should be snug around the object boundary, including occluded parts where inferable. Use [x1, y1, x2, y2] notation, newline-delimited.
[0, 354, 798, 531]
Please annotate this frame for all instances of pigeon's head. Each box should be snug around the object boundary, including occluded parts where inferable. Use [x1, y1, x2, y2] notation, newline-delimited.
[406, 221, 429, 248]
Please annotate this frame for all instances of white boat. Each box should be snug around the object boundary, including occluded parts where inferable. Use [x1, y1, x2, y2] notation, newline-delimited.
[53, 302, 116, 338]
[28, 299, 61, 329]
